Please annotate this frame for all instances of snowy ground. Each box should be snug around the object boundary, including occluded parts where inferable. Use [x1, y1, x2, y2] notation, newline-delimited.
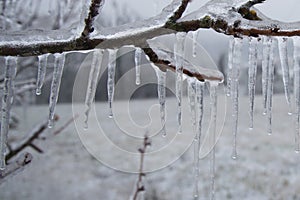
[1, 94, 300, 200]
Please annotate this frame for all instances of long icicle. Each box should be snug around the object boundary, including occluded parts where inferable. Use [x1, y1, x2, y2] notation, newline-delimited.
[226, 37, 235, 97]
[135, 48, 142, 85]
[266, 39, 275, 135]
[193, 80, 204, 200]
[36, 54, 49, 95]
[48, 53, 65, 128]
[248, 38, 258, 129]
[209, 81, 218, 200]
[187, 78, 197, 133]
[84, 49, 103, 129]
[0, 57, 17, 170]
[262, 36, 272, 115]
[156, 69, 167, 137]
[174, 32, 186, 133]
[231, 37, 243, 160]
[293, 37, 300, 153]
[278, 37, 292, 115]
[107, 49, 117, 119]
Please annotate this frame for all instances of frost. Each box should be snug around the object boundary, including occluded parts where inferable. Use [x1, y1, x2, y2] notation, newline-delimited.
[107, 49, 117, 119]
[36, 54, 49, 95]
[48, 53, 65, 128]
[0, 56, 17, 170]
[84, 49, 104, 129]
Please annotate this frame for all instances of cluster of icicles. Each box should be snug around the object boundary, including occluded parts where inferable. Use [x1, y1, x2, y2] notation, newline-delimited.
[1, 33, 300, 200]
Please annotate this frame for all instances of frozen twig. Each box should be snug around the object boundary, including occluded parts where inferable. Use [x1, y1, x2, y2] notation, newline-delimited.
[0, 152, 33, 185]
[130, 135, 151, 200]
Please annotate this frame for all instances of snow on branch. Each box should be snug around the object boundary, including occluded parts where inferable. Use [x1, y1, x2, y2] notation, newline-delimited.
[0, 0, 300, 81]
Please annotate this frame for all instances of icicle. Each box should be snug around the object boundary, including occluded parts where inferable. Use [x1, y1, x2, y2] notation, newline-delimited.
[84, 49, 103, 129]
[230, 37, 243, 160]
[36, 54, 49, 95]
[107, 49, 117, 119]
[226, 38, 235, 97]
[266, 39, 275, 135]
[174, 32, 186, 133]
[278, 37, 292, 115]
[193, 80, 204, 199]
[293, 37, 300, 153]
[0, 56, 17, 170]
[248, 38, 258, 129]
[187, 78, 197, 133]
[192, 31, 198, 57]
[262, 36, 272, 115]
[155, 69, 167, 137]
[48, 53, 65, 128]
[209, 81, 218, 200]
[135, 48, 142, 85]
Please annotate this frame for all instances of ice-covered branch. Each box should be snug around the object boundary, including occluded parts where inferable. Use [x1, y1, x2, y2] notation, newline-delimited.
[0, 152, 32, 185]
[5, 115, 59, 161]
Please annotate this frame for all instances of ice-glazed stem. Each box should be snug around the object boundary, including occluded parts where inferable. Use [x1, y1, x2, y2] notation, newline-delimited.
[135, 48, 142, 85]
[107, 49, 117, 119]
[231, 37, 243, 160]
[293, 38, 300, 153]
[36, 54, 49, 95]
[155, 69, 167, 137]
[48, 53, 65, 128]
[209, 81, 218, 200]
[278, 37, 292, 115]
[248, 38, 258, 129]
[84, 49, 104, 129]
[226, 37, 235, 97]
[193, 80, 204, 199]
[266, 38, 275, 135]
[262, 36, 272, 115]
[174, 32, 186, 133]
[0, 56, 17, 170]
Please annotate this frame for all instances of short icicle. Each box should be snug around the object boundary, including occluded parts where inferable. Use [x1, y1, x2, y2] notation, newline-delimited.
[155, 68, 167, 137]
[248, 38, 258, 129]
[262, 36, 272, 115]
[135, 48, 142, 85]
[226, 37, 235, 97]
[174, 32, 186, 133]
[293, 37, 300, 153]
[107, 49, 117, 119]
[84, 49, 103, 129]
[193, 80, 204, 200]
[231, 37, 243, 160]
[48, 53, 66, 128]
[266, 39, 275, 135]
[0, 57, 17, 170]
[209, 81, 218, 200]
[278, 37, 292, 115]
[36, 54, 49, 95]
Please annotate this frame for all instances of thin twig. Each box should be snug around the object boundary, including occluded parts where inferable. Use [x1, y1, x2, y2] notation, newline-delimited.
[53, 114, 79, 135]
[5, 115, 59, 161]
[131, 135, 151, 200]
